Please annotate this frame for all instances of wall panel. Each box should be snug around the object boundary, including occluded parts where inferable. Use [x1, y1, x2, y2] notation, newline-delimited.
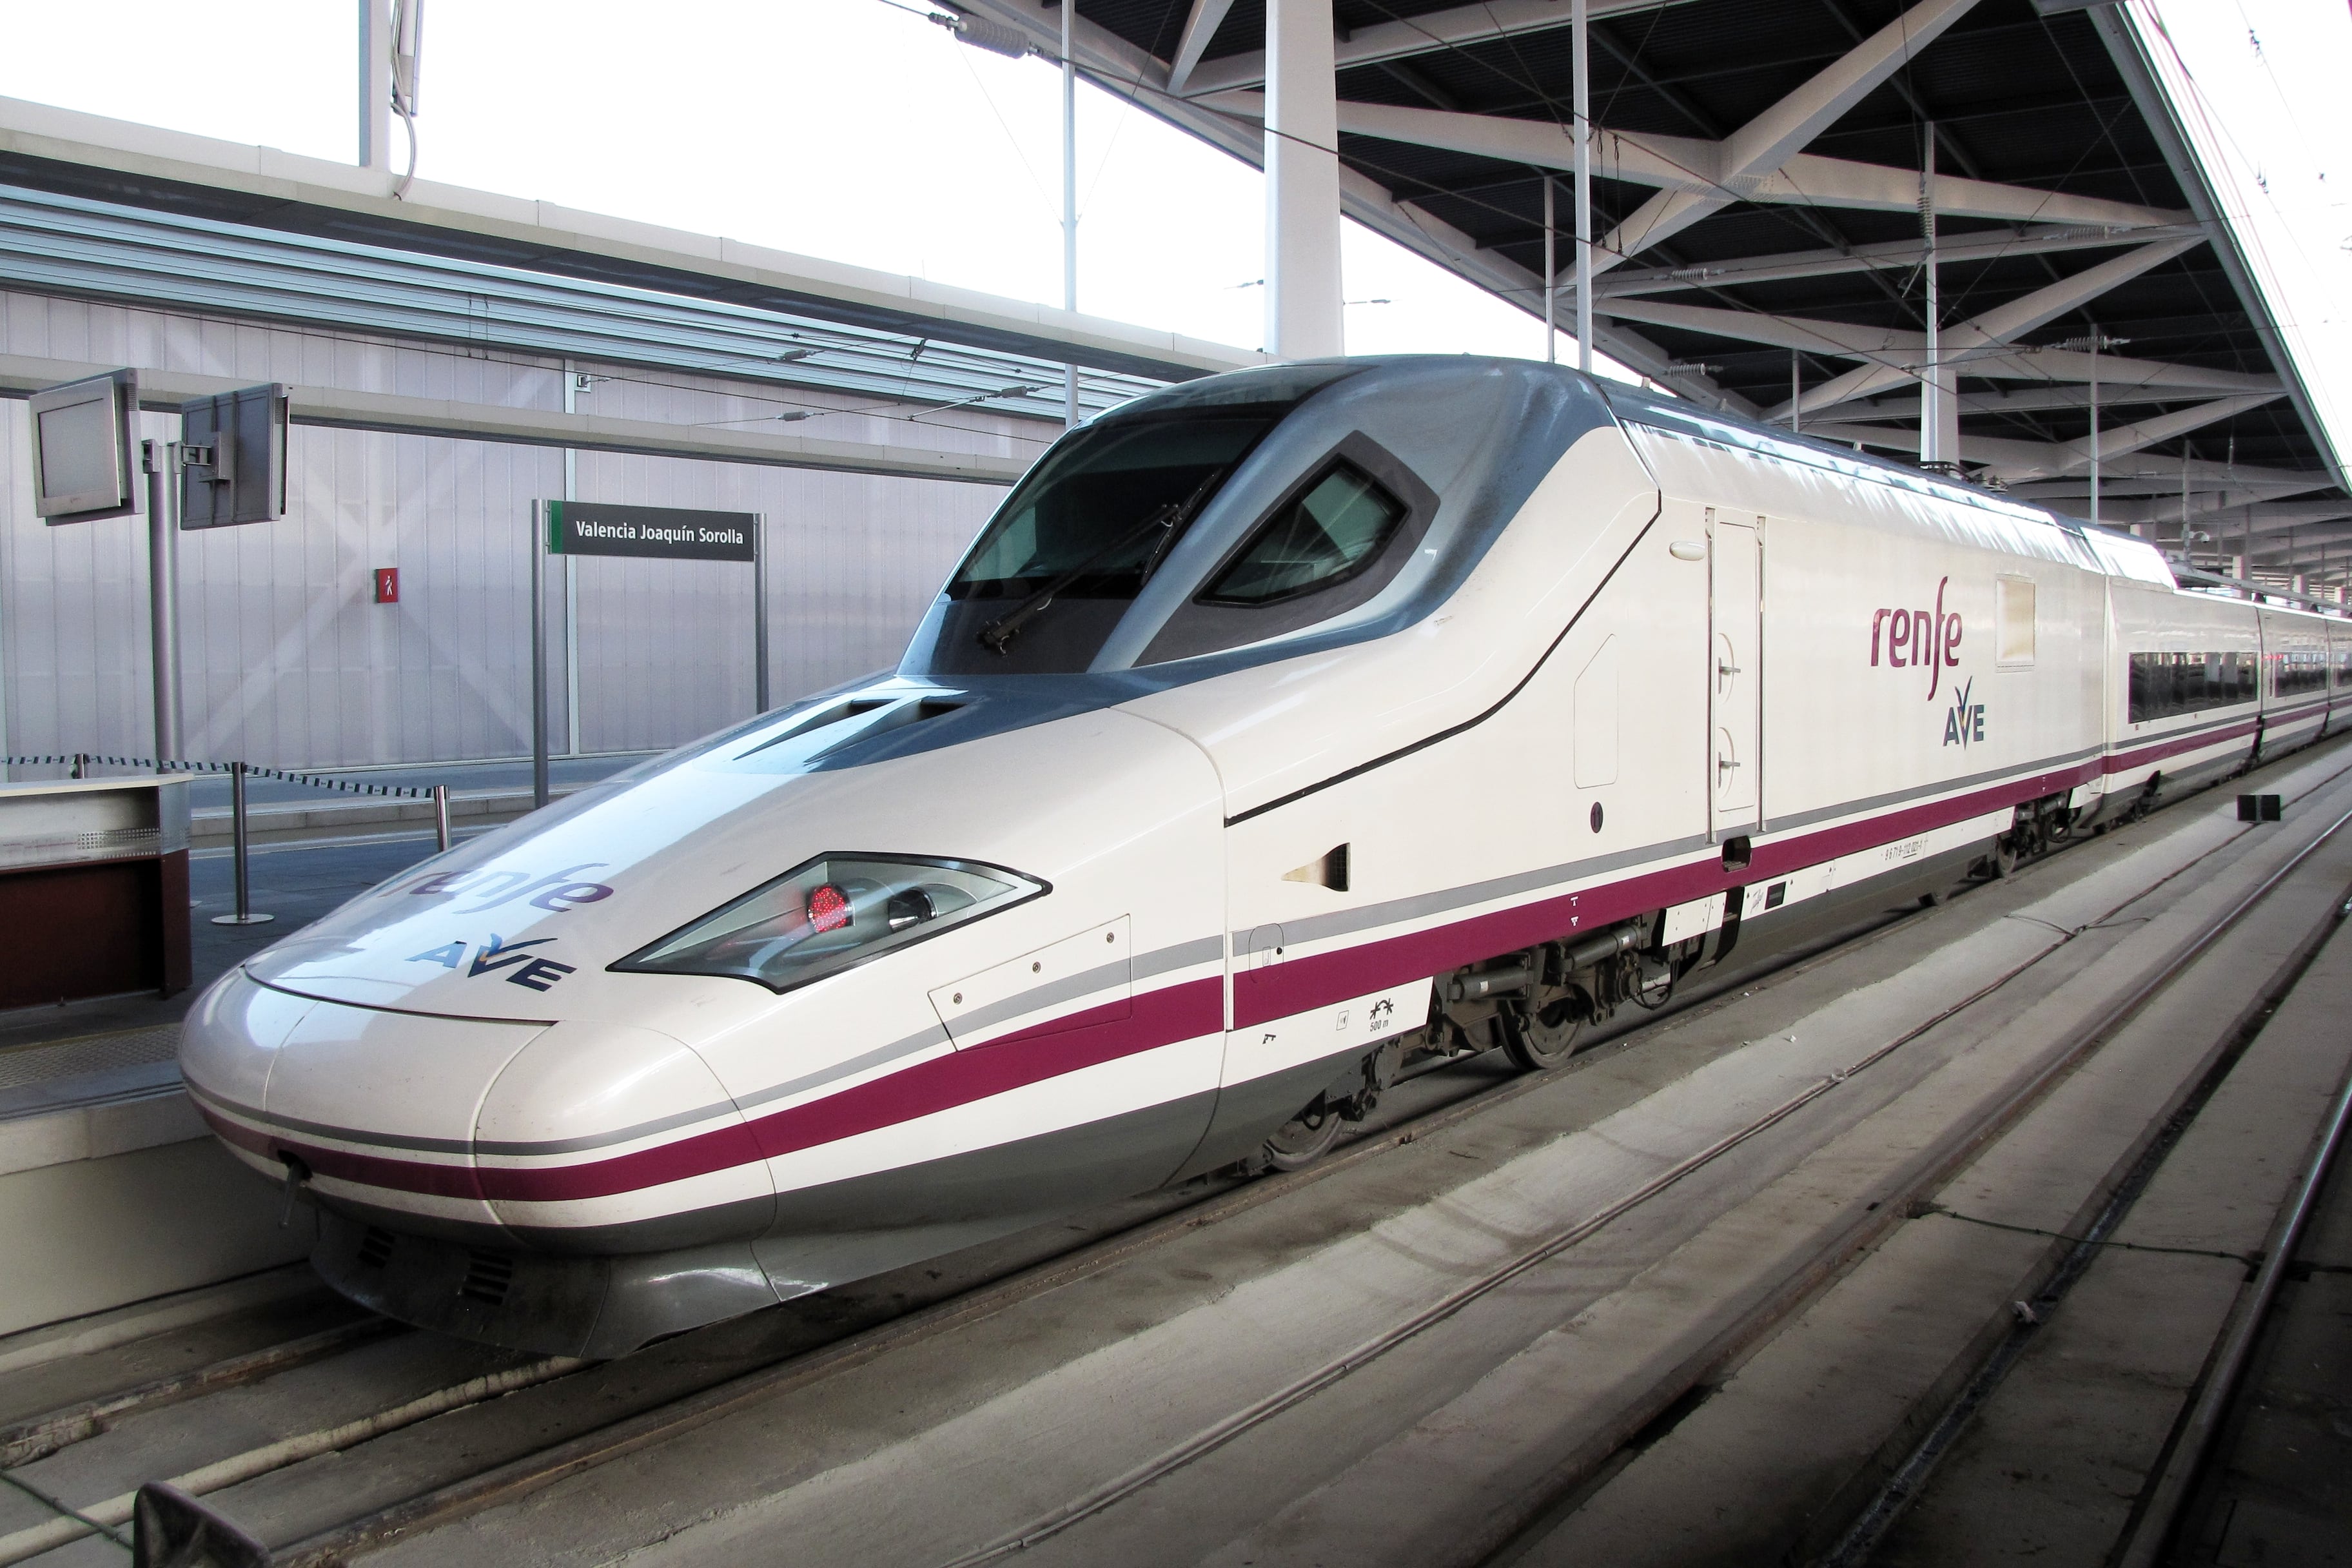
[0, 291, 1017, 770]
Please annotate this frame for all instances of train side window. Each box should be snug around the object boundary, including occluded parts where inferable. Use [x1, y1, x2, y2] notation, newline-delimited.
[2275, 649, 2327, 698]
[1995, 576, 2035, 667]
[1199, 460, 1406, 606]
[2128, 651, 2259, 723]
[1136, 433, 1439, 667]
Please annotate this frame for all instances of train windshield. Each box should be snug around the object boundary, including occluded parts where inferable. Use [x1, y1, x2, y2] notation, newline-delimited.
[950, 412, 1277, 607]
[915, 360, 1371, 674]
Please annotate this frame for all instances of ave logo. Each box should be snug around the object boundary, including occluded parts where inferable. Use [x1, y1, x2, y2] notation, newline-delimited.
[408, 934, 576, 991]
[1943, 678, 1985, 748]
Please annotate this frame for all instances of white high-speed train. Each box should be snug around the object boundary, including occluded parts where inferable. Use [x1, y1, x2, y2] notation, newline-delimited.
[181, 357, 2347, 1356]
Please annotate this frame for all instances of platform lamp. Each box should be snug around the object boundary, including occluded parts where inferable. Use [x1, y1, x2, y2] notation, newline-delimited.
[2046, 333, 2130, 530]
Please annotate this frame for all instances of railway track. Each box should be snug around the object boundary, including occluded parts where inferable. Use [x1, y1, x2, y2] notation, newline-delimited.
[4, 741, 2349, 1567]
[1813, 866, 2352, 1567]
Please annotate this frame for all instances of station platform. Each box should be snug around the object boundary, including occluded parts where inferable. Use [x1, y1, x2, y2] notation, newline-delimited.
[2, 742, 2348, 1565]
[181, 753, 651, 850]
[0, 755, 647, 1341]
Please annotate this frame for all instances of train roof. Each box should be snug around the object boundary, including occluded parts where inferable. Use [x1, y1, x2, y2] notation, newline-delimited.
[1596, 378, 2193, 594]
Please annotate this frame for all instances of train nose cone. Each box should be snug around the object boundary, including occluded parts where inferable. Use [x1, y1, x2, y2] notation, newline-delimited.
[472, 1022, 775, 1253]
[186, 971, 547, 1237]
[180, 968, 318, 1133]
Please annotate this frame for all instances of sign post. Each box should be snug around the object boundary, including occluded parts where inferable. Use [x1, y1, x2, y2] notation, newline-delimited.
[141, 440, 184, 765]
[30, 373, 288, 772]
[532, 502, 549, 808]
[754, 514, 770, 713]
[536, 501, 767, 809]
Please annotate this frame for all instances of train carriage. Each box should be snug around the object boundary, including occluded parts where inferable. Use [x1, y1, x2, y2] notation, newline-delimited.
[179, 357, 2345, 1356]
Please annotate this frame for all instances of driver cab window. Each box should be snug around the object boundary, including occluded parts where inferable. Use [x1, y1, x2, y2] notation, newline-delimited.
[1200, 462, 1406, 606]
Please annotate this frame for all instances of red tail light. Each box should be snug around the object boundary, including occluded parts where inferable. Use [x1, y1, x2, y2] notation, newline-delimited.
[807, 883, 852, 932]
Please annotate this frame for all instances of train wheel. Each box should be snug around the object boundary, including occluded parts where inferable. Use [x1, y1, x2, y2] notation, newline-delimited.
[1501, 995, 1581, 1072]
[1259, 1096, 1345, 1171]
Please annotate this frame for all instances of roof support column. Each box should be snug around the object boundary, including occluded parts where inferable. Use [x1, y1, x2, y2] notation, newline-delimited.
[1543, 176, 1556, 362]
[1919, 131, 1959, 466]
[1063, 0, 1079, 426]
[1264, 0, 1344, 359]
[357, 0, 393, 172]
[1573, 0, 1592, 375]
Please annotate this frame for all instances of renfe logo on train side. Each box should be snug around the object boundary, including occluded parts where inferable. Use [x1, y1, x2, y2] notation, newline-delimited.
[1870, 576, 1963, 701]
[1872, 577, 1984, 747]
[381, 863, 614, 914]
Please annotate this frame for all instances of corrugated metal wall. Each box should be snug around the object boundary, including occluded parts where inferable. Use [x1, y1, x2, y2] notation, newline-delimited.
[0, 291, 1024, 769]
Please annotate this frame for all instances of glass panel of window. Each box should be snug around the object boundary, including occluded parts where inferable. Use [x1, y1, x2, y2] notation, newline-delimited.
[1200, 461, 1407, 607]
[2126, 651, 2258, 723]
[950, 413, 1282, 603]
[1996, 576, 2036, 666]
[2275, 651, 2328, 698]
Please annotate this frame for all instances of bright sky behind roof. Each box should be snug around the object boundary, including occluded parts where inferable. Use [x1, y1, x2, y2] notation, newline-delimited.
[0, 0, 1583, 367]
[0, 0, 2342, 476]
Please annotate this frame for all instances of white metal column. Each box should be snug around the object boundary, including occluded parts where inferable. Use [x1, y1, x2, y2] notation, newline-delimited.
[1264, 0, 1343, 360]
[1542, 177, 1555, 364]
[1573, 0, 1593, 375]
[357, 0, 393, 172]
[562, 365, 581, 756]
[2088, 335, 2102, 531]
[1062, 0, 1080, 425]
[1918, 130, 1959, 464]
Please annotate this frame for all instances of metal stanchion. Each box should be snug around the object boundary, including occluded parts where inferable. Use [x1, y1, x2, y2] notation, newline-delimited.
[70, 753, 86, 779]
[433, 784, 451, 853]
[210, 761, 274, 926]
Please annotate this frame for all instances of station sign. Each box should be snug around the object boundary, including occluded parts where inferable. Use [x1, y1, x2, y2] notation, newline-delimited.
[546, 501, 758, 562]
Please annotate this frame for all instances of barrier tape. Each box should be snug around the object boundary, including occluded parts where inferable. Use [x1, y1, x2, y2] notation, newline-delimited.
[3, 754, 440, 801]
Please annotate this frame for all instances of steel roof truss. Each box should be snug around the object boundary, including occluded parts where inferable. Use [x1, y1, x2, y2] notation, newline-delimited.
[1602, 0, 1979, 268]
[1167, 0, 1241, 93]
[1596, 222, 2206, 297]
[1175, 0, 1697, 97]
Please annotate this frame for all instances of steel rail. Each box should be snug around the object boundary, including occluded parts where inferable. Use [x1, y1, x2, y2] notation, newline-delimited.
[2110, 1032, 2352, 1566]
[0, 1356, 585, 1565]
[1819, 801, 2352, 1565]
[39, 747, 2344, 1567]
[0, 1317, 400, 1469]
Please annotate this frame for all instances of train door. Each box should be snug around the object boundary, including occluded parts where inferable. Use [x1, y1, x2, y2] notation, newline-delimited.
[1709, 509, 1761, 838]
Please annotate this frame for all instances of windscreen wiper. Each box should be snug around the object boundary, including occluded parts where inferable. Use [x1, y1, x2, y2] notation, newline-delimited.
[977, 467, 1227, 656]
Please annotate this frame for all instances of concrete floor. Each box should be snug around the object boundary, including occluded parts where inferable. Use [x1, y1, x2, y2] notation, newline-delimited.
[2166, 1102, 2352, 1565]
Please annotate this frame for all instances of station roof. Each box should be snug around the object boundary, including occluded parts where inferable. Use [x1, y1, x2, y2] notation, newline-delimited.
[965, 0, 2352, 582]
[0, 181, 1165, 429]
[0, 93, 1255, 401]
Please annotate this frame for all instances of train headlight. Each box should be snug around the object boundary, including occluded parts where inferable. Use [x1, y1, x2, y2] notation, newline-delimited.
[614, 854, 1048, 994]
